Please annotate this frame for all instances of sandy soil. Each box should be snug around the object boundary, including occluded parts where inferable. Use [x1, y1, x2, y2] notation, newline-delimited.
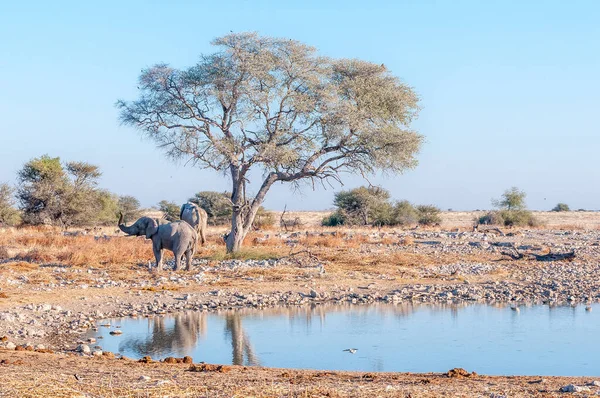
[0, 349, 596, 397]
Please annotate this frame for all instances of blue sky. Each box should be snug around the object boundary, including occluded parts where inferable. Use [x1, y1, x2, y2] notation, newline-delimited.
[1, 0, 598, 210]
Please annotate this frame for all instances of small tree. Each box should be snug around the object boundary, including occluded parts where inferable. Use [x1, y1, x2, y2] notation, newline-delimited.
[333, 186, 391, 226]
[416, 205, 441, 225]
[479, 187, 539, 227]
[18, 155, 70, 226]
[118, 195, 142, 223]
[492, 187, 527, 210]
[158, 200, 180, 220]
[0, 183, 20, 226]
[118, 33, 423, 252]
[552, 203, 570, 212]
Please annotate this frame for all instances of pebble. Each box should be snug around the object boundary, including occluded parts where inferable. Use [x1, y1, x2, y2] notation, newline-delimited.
[76, 344, 91, 354]
[560, 384, 590, 392]
[139, 376, 151, 382]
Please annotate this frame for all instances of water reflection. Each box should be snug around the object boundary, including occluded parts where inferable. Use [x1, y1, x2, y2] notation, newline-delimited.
[224, 313, 260, 365]
[93, 302, 599, 376]
[120, 312, 207, 357]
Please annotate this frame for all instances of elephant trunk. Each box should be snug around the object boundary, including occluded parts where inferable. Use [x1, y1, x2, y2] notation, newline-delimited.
[118, 213, 138, 236]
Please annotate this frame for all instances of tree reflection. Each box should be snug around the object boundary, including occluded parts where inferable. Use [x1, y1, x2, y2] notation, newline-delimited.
[224, 312, 260, 366]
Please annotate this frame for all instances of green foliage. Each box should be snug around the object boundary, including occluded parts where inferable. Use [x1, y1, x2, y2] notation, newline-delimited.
[492, 187, 527, 210]
[190, 191, 232, 225]
[321, 211, 346, 227]
[92, 190, 120, 225]
[17, 155, 118, 227]
[416, 205, 442, 226]
[158, 200, 180, 221]
[552, 203, 570, 212]
[333, 186, 391, 226]
[392, 200, 419, 226]
[0, 183, 21, 226]
[118, 195, 142, 224]
[478, 209, 540, 227]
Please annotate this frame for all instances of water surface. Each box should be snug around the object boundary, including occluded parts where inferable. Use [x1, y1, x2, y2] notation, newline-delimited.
[90, 303, 599, 376]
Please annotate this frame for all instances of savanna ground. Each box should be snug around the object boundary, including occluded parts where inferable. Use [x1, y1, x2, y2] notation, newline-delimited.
[1, 211, 600, 397]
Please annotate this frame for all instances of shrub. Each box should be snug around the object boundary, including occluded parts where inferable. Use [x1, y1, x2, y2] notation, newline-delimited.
[477, 211, 505, 225]
[499, 209, 540, 227]
[392, 200, 419, 226]
[158, 200, 180, 220]
[321, 211, 345, 227]
[0, 183, 20, 226]
[118, 195, 142, 223]
[552, 203, 570, 212]
[332, 186, 391, 226]
[416, 205, 441, 226]
[478, 210, 539, 227]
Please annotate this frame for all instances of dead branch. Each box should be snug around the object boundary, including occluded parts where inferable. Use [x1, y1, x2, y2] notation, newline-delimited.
[501, 247, 576, 262]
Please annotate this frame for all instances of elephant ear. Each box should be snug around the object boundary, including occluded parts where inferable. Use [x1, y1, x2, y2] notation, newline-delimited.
[145, 218, 159, 239]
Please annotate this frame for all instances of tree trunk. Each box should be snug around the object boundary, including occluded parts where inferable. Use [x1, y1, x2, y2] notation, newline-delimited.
[225, 171, 277, 253]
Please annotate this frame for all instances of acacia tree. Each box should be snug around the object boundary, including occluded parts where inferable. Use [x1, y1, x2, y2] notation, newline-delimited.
[118, 33, 423, 252]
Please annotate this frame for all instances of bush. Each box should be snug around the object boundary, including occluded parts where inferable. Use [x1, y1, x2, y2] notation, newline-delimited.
[552, 203, 570, 212]
[158, 200, 180, 220]
[392, 200, 419, 226]
[477, 211, 505, 225]
[321, 211, 345, 227]
[0, 183, 20, 226]
[478, 210, 539, 227]
[416, 205, 441, 226]
[118, 195, 142, 223]
[332, 186, 391, 226]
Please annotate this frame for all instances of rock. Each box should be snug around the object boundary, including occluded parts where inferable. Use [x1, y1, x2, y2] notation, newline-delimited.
[587, 380, 600, 387]
[109, 330, 123, 335]
[560, 384, 590, 392]
[34, 344, 45, 350]
[183, 356, 193, 364]
[5, 342, 16, 350]
[76, 344, 91, 354]
[139, 376, 151, 381]
[309, 289, 318, 298]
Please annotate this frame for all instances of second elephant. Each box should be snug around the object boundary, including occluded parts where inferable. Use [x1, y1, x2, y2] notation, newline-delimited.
[180, 202, 208, 246]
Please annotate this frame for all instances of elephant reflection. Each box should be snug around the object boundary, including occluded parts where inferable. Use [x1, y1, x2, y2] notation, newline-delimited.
[120, 312, 207, 357]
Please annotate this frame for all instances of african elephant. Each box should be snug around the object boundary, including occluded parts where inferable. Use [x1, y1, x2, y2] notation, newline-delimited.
[180, 202, 207, 246]
[118, 213, 197, 271]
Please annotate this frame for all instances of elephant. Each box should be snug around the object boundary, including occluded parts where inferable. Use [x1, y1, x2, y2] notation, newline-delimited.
[118, 213, 197, 271]
[180, 202, 208, 246]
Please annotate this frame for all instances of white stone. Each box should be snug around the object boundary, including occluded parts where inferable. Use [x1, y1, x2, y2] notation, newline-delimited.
[139, 376, 151, 381]
[560, 384, 590, 392]
[76, 344, 91, 354]
[5, 342, 16, 350]
[92, 350, 103, 357]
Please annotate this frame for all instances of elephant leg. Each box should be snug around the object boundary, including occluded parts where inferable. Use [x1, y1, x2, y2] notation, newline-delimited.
[173, 247, 185, 271]
[199, 227, 206, 246]
[153, 245, 163, 271]
[184, 248, 193, 271]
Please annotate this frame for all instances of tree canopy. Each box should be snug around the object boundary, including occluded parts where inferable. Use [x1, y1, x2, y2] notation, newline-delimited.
[118, 32, 423, 251]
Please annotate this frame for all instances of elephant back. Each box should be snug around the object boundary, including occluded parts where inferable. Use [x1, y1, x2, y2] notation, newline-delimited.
[180, 202, 201, 231]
